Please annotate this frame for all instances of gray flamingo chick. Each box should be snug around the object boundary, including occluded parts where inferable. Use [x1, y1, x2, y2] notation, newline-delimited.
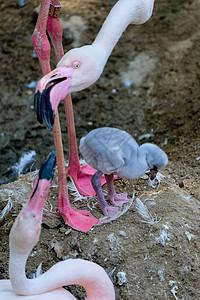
[80, 127, 168, 217]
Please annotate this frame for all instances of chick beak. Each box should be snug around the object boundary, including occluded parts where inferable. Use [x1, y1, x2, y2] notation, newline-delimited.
[150, 167, 158, 180]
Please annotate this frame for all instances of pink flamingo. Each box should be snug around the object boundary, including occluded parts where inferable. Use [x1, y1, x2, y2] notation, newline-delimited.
[32, 0, 100, 232]
[33, 0, 155, 231]
[0, 151, 115, 299]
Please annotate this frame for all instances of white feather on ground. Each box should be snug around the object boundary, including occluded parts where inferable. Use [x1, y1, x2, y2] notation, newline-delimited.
[135, 197, 161, 225]
[0, 197, 13, 223]
[67, 175, 89, 202]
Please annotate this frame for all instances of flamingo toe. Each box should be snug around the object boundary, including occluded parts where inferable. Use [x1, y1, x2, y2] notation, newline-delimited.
[60, 208, 100, 233]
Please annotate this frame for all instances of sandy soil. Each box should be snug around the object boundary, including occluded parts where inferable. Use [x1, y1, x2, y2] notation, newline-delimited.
[0, 0, 200, 299]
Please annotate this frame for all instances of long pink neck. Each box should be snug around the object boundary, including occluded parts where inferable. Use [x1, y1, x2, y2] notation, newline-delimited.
[93, 0, 154, 60]
[9, 252, 115, 299]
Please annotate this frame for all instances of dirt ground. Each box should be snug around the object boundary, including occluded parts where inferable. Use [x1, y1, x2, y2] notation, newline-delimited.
[0, 0, 200, 299]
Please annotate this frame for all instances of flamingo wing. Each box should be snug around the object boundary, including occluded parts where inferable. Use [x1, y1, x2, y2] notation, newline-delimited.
[80, 127, 135, 174]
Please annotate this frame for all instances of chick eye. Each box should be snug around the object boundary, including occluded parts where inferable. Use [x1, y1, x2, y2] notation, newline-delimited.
[73, 62, 80, 69]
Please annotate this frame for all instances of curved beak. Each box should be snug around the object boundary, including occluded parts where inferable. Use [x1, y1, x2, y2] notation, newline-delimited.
[34, 66, 74, 130]
[23, 150, 56, 217]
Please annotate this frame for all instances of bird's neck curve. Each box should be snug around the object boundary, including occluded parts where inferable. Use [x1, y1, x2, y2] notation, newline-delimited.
[133, 146, 149, 177]
[9, 245, 32, 294]
[92, 0, 153, 60]
[9, 251, 115, 299]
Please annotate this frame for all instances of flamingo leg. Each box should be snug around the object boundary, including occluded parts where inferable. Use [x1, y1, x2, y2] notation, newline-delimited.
[31, 0, 51, 75]
[32, 0, 99, 232]
[54, 114, 99, 232]
[91, 171, 120, 217]
[105, 174, 131, 206]
[44, 0, 106, 197]
[64, 94, 106, 196]
[46, 1, 64, 61]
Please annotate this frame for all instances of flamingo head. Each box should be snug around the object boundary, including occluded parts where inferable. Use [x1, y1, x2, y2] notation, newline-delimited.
[34, 45, 105, 129]
[140, 143, 168, 180]
[9, 151, 56, 254]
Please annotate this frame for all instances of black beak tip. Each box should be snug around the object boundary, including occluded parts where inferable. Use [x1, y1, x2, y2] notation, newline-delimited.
[44, 107, 55, 131]
[39, 150, 56, 181]
[150, 170, 157, 180]
[34, 90, 44, 125]
[34, 77, 67, 128]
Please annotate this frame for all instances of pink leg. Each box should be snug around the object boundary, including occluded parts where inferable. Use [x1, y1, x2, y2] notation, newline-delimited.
[31, 0, 51, 75]
[53, 114, 99, 232]
[46, 1, 64, 61]
[91, 171, 120, 217]
[105, 174, 131, 206]
[32, 0, 99, 232]
[65, 94, 106, 196]
[46, 1, 106, 196]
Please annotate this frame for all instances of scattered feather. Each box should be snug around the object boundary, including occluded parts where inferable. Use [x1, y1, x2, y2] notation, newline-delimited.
[47, 198, 54, 211]
[17, 150, 36, 175]
[143, 192, 158, 206]
[36, 262, 43, 277]
[185, 231, 195, 242]
[87, 199, 98, 211]
[0, 197, 13, 223]
[67, 175, 88, 202]
[155, 230, 170, 246]
[161, 137, 168, 147]
[67, 158, 92, 202]
[107, 266, 117, 278]
[138, 128, 154, 141]
[135, 197, 161, 225]
[2, 150, 36, 184]
[117, 271, 127, 285]
[169, 281, 179, 300]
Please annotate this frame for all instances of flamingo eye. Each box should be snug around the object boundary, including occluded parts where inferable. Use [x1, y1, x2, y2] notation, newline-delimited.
[73, 62, 80, 69]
